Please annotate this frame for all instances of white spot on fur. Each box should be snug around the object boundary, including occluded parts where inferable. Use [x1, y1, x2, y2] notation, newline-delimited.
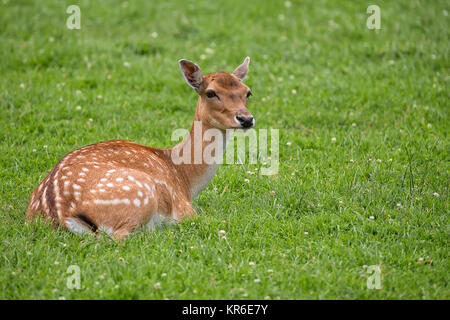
[133, 199, 141, 207]
[122, 186, 130, 191]
[94, 199, 131, 205]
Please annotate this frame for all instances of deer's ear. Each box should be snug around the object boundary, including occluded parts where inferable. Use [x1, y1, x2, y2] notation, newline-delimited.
[232, 56, 250, 80]
[179, 59, 204, 93]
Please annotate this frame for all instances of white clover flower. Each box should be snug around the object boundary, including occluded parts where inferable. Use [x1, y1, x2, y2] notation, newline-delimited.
[433, 192, 439, 198]
[254, 279, 261, 283]
[244, 178, 250, 183]
[151, 32, 158, 38]
[291, 89, 297, 95]
[369, 216, 375, 220]
[154, 282, 161, 289]
[331, 137, 336, 142]
[76, 106, 82, 110]
[286, 142, 291, 146]
[19, 83, 25, 89]
[218, 230, 226, 238]
[249, 262, 256, 266]
[123, 61, 130, 68]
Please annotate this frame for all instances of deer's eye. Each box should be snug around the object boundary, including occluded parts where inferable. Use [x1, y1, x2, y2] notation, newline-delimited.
[246, 91, 252, 98]
[206, 90, 218, 99]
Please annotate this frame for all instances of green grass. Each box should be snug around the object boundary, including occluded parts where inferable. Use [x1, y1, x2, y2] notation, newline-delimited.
[0, 0, 448, 299]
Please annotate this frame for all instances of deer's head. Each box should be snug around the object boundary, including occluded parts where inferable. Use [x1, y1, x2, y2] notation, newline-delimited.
[179, 57, 254, 130]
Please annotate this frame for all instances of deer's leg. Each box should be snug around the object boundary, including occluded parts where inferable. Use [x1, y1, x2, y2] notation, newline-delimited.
[64, 216, 96, 236]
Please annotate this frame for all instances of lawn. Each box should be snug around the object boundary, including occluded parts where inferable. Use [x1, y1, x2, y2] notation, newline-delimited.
[0, 0, 448, 299]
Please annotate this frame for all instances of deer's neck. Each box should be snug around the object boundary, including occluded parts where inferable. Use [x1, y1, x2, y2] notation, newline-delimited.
[169, 107, 228, 200]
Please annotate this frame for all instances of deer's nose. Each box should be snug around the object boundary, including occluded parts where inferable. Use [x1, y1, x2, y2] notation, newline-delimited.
[236, 115, 254, 128]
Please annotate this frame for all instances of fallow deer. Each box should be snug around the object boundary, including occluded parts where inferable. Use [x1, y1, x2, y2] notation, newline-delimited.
[26, 57, 254, 238]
